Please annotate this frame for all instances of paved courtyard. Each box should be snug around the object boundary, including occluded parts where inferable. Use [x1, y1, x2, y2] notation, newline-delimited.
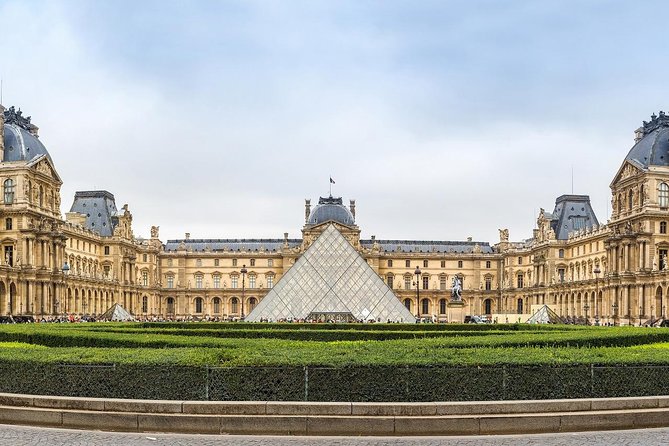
[0, 424, 665, 446]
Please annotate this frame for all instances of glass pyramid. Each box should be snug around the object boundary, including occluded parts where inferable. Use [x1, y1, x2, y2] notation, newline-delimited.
[245, 224, 415, 323]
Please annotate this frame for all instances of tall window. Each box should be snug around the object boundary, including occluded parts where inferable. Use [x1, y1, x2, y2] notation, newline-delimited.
[166, 297, 175, 314]
[517, 298, 523, 314]
[142, 296, 148, 313]
[249, 274, 256, 288]
[558, 268, 565, 283]
[213, 297, 221, 313]
[5, 218, 11, 230]
[517, 273, 524, 288]
[458, 260, 463, 268]
[640, 185, 645, 206]
[423, 260, 428, 268]
[231, 297, 239, 313]
[440, 276, 447, 290]
[629, 189, 634, 211]
[486, 260, 491, 268]
[518, 257, 523, 265]
[661, 221, 667, 234]
[213, 274, 221, 289]
[267, 275, 274, 288]
[142, 271, 148, 286]
[387, 259, 393, 267]
[441, 260, 446, 268]
[249, 297, 257, 312]
[660, 183, 669, 208]
[422, 276, 429, 290]
[232, 258, 238, 267]
[250, 259, 256, 267]
[405, 259, 410, 268]
[421, 299, 429, 315]
[214, 259, 220, 267]
[231, 275, 238, 289]
[404, 276, 411, 290]
[439, 299, 447, 314]
[558, 249, 564, 258]
[404, 299, 412, 311]
[3, 246, 13, 266]
[195, 274, 203, 289]
[386, 274, 394, 289]
[104, 246, 110, 255]
[484, 299, 492, 315]
[195, 297, 203, 313]
[167, 275, 174, 289]
[3, 179, 14, 204]
[485, 276, 492, 291]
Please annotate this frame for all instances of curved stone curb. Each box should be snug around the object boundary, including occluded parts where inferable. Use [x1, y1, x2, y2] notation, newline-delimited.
[1, 393, 669, 436]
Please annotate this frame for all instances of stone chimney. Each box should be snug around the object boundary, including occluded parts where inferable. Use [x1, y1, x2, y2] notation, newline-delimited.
[349, 199, 356, 220]
[634, 127, 644, 143]
[284, 232, 289, 247]
[305, 199, 311, 223]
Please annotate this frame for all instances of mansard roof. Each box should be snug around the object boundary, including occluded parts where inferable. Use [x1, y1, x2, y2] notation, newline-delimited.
[361, 239, 494, 254]
[163, 238, 302, 252]
[69, 190, 119, 237]
[548, 194, 599, 240]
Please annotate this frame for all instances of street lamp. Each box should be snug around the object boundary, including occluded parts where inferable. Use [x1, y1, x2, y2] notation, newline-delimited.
[593, 266, 601, 324]
[414, 266, 421, 321]
[240, 264, 247, 320]
[584, 303, 590, 325]
[612, 302, 619, 326]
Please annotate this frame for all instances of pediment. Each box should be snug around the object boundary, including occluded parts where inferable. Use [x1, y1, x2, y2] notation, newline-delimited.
[610, 159, 644, 187]
[27, 155, 62, 183]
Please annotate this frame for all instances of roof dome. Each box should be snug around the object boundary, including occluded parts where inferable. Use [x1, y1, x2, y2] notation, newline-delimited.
[2, 107, 51, 163]
[625, 111, 669, 168]
[307, 196, 355, 226]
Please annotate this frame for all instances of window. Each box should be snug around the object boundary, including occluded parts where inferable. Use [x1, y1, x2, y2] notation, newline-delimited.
[249, 297, 257, 312]
[213, 297, 221, 313]
[167, 275, 174, 289]
[439, 299, 447, 314]
[558, 249, 565, 258]
[166, 297, 175, 314]
[3, 245, 13, 266]
[387, 259, 393, 267]
[231, 297, 239, 313]
[403, 299, 412, 311]
[267, 275, 274, 288]
[440, 276, 447, 290]
[484, 299, 492, 315]
[213, 275, 221, 289]
[558, 268, 565, 283]
[214, 259, 220, 267]
[660, 183, 669, 208]
[441, 260, 446, 268]
[423, 260, 428, 268]
[142, 296, 148, 313]
[517, 273, 524, 288]
[195, 297, 203, 313]
[143, 254, 147, 262]
[405, 259, 410, 268]
[4, 218, 11, 231]
[518, 257, 523, 265]
[661, 222, 667, 234]
[485, 277, 492, 291]
[458, 260, 463, 268]
[268, 259, 273, 267]
[421, 299, 429, 315]
[422, 276, 429, 290]
[195, 274, 203, 289]
[250, 259, 255, 267]
[196, 259, 202, 267]
[640, 185, 645, 206]
[103, 265, 110, 277]
[517, 298, 523, 314]
[386, 274, 394, 289]
[404, 276, 411, 290]
[231, 275, 238, 288]
[232, 258, 238, 267]
[142, 271, 148, 286]
[629, 189, 634, 211]
[486, 260, 491, 269]
[3, 179, 14, 204]
[104, 246, 110, 255]
[249, 274, 256, 288]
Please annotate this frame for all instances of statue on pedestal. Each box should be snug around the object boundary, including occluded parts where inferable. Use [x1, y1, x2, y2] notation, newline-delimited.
[451, 277, 462, 301]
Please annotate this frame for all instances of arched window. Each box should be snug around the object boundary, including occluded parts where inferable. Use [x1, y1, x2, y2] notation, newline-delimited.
[403, 298, 412, 311]
[484, 298, 492, 315]
[628, 189, 634, 211]
[249, 297, 257, 312]
[421, 298, 430, 315]
[659, 183, 669, 208]
[517, 298, 523, 314]
[166, 297, 175, 314]
[230, 297, 239, 313]
[142, 296, 148, 313]
[3, 179, 14, 204]
[195, 297, 203, 313]
[213, 297, 221, 314]
[439, 298, 447, 314]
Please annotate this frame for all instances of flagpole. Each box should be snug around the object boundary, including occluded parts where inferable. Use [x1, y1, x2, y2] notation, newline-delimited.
[329, 176, 332, 197]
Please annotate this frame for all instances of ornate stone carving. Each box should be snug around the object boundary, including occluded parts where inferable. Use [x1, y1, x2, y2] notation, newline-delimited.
[151, 226, 160, 238]
[499, 228, 509, 242]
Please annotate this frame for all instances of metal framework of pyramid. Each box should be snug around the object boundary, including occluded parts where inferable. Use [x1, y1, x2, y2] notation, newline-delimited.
[526, 304, 565, 324]
[245, 224, 414, 323]
[99, 303, 135, 322]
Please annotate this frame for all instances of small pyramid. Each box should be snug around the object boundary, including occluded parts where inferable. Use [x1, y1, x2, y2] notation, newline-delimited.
[99, 303, 135, 322]
[246, 224, 414, 322]
[526, 304, 565, 324]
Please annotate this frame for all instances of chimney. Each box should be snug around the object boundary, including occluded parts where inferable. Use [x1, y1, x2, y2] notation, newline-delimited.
[305, 199, 311, 223]
[185, 232, 190, 240]
[349, 199, 356, 220]
[284, 232, 289, 247]
[634, 127, 644, 143]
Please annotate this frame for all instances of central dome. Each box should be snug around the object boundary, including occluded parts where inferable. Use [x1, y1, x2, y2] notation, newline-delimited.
[625, 111, 669, 168]
[2, 106, 51, 163]
[307, 196, 355, 226]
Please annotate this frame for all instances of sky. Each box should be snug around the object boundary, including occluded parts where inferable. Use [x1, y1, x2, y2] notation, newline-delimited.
[2, 0, 669, 244]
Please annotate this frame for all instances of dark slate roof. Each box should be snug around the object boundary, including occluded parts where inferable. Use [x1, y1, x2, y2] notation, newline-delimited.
[361, 240, 494, 254]
[307, 196, 355, 226]
[625, 111, 669, 168]
[3, 124, 51, 163]
[164, 239, 302, 252]
[549, 195, 599, 240]
[69, 191, 118, 237]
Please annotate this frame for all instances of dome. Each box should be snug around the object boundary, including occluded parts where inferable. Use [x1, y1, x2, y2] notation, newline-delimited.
[625, 111, 669, 168]
[2, 106, 51, 163]
[307, 196, 355, 226]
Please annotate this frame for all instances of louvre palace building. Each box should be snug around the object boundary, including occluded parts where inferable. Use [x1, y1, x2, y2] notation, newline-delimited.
[2, 102, 669, 324]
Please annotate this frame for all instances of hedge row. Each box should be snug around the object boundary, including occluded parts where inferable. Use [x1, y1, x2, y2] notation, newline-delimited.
[0, 362, 667, 401]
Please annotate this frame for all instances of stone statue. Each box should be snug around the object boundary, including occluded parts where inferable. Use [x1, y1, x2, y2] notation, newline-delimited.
[151, 226, 160, 238]
[451, 277, 462, 301]
[499, 228, 509, 242]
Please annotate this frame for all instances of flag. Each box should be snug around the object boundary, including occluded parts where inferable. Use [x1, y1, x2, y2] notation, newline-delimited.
[330, 177, 335, 184]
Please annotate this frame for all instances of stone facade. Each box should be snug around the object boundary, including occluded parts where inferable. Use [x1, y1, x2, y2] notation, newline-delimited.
[2, 104, 669, 324]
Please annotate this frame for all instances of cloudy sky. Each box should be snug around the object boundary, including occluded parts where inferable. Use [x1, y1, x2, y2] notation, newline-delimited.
[2, 0, 669, 244]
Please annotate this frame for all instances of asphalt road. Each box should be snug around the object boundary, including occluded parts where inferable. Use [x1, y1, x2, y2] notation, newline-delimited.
[0, 424, 665, 446]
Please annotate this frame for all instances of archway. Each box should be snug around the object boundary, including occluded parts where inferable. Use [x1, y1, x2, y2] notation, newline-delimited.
[484, 298, 493, 315]
[9, 282, 17, 314]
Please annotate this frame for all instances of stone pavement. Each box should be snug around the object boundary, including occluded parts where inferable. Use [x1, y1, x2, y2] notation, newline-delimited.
[0, 424, 665, 446]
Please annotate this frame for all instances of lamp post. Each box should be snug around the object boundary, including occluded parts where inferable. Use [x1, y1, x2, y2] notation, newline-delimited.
[593, 266, 601, 324]
[414, 266, 421, 321]
[612, 302, 619, 326]
[240, 264, 247, 320]
[584, 303, 590, 325]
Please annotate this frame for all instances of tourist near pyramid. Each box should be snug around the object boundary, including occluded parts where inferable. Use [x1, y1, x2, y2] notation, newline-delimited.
[245, 224, 414, 322]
